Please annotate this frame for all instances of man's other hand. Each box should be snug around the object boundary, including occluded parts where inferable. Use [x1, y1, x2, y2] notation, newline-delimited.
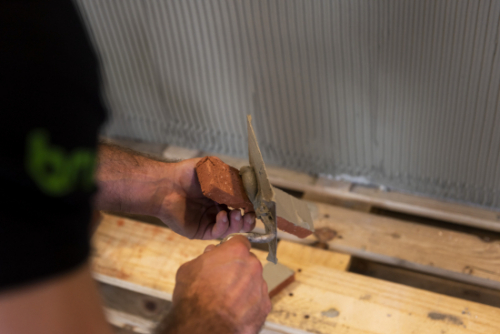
[160, 236, 271, 334]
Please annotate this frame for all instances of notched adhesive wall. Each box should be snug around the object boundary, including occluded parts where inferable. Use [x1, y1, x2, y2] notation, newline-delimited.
[78, 0, 500, 209]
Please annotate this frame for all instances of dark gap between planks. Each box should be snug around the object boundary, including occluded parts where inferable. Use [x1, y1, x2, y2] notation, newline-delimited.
[349, 257, 500, 308]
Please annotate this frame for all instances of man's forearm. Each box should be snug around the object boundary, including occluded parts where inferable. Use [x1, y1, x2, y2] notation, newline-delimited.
[93, 145, 251, 240]
[93, 143, 177, 216]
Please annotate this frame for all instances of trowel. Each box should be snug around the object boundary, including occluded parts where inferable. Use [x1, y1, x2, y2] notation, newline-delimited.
[221, 115, 315, 264]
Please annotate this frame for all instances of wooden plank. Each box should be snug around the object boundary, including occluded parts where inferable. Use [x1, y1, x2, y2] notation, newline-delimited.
[257, 197, 500, 290]
[301, 190, 372, 213]
[352, 185, 500, 229]
[275, 238, 351, 271]
[92, 214, 500, 334]
[92, 214, 249, 295]
[93, 214, 347, 288]
[306, 201, 500, 290]
[305, 178, 500, 232]
[268, 264, 500, 334]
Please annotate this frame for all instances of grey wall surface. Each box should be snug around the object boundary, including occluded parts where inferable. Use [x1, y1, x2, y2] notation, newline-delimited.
[77, 0, 500, 209]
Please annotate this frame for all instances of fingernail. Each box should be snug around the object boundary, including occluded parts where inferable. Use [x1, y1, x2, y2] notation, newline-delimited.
[245, 216, 253, 229]
[235, 211, 242, 221]
[222, 214, 228, 223]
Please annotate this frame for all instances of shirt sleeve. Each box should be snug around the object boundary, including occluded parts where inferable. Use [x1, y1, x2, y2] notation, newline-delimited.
[0, 0, 107, 290]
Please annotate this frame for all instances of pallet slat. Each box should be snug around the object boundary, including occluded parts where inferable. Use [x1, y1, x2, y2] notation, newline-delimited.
[306, 201, 500, 290]
[306, 178, 500, 232]
[256, 197, 500, 291]
[92, 214, 500, 334]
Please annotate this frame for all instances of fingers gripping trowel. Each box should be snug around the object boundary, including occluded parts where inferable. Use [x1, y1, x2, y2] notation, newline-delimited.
[222, 116, 315, 264]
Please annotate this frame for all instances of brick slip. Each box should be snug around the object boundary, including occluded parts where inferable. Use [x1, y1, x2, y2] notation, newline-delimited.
[274, 187, 315, 238]
[195, 156, 254, 213]
[269, 273, 295, 298]
[263, 262, 295, 298]
[277, 217, 313, 238]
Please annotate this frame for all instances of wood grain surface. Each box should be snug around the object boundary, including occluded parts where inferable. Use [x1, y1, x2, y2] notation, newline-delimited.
[92, 214, 500, 334]
[307, 201, 500, 290]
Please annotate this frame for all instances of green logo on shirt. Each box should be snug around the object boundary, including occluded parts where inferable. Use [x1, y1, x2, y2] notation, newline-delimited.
[26, 129, 96, 196]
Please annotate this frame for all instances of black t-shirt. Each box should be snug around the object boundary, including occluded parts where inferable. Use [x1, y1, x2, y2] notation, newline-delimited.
[0, 0, 106, 290]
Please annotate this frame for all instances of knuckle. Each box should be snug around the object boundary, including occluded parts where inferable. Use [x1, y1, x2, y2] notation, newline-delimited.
[248, 256, 263, 274]
[230, 242, 250, 257]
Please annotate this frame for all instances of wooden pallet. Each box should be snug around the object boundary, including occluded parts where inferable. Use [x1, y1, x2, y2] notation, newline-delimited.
[162, 144, 500, 289]
[96, 140, 500, 333]
[93, 214, 500, 333]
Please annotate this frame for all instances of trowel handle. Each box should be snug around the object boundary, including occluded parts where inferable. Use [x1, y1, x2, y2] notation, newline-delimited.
[220, 232, 275, 244]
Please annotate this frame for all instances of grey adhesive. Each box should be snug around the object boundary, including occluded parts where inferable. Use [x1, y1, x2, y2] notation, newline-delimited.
[77, 0, 500, 209]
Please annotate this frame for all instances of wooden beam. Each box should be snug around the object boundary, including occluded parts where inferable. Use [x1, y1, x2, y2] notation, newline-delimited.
[306, 201, 500, 290]
[92, 214, 230, 295]
[92, 214, 500, 334]
[257, 198, 500, 290]
[267, 260, 500, 334]
[304, 178, 500, 232]
[92, 214, 347, 290]
[274, 237, 350, 271]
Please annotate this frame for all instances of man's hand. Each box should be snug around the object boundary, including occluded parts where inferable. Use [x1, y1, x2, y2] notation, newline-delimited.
[94, 144, 256, 239]
[158, 158, 256, 239]
[159, 236, 271, 334]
